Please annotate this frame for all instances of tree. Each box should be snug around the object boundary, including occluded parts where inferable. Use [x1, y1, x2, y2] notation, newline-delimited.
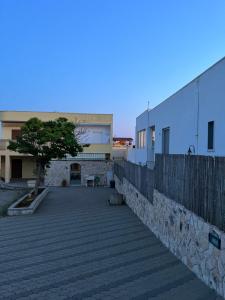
[8, 117, 83, 195]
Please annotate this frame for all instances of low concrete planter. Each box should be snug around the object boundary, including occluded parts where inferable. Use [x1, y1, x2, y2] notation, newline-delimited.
[8, 188, 48, 216]
[0, 189, 30, 217]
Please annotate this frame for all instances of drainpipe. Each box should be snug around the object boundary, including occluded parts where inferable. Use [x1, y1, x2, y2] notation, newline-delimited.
[196, 80, 200, 155]
[146, 108, 150, 166]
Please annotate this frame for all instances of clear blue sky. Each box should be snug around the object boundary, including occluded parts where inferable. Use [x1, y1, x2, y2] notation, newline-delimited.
[1, 0, 225, 137]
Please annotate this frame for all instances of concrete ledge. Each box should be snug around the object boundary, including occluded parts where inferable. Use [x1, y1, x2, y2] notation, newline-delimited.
[8, 188, 49, 216]
[0, 189, 30, 216]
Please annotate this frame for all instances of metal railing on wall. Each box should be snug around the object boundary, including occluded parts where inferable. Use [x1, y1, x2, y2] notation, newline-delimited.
[67, 153, 110, 160]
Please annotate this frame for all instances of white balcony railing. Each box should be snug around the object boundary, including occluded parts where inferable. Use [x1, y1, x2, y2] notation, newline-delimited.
[0, 139, 110, 161]
[68, 153, 110, 161]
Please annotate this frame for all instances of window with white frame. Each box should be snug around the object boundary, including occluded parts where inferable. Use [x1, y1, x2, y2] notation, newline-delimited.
[137, 129, 146, 148]
[150, 126, 155, 149]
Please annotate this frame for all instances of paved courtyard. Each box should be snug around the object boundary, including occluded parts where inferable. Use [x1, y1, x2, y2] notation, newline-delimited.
[0, 187, 221, 300]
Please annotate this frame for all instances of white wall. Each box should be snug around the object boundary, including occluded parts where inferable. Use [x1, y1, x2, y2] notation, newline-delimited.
[129, 57, 225, 165]
[134, 111, 148, 164]
[112, 147, 128, 160]
[127, 148, 135, 163]
[149, 81, 198, 155]
[197, 60, 225, 156]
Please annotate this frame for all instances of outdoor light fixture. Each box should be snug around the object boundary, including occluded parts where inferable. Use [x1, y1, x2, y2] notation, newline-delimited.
[187, 147, 192, 155]
[187, 145, 195, 155]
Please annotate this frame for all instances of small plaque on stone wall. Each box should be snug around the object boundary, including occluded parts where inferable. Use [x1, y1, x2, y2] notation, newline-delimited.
[209, 230, 221, 250]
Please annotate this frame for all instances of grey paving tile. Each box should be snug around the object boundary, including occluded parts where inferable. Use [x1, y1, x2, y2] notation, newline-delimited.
[0, 187, 220, 300]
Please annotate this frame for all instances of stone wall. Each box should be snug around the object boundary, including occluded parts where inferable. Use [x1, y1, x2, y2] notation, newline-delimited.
[115, 175, 225, 298]
[45, 160, 112, 186]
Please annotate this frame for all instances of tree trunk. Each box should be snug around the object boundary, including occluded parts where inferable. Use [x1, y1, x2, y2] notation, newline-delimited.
[34, 162, 42, 196]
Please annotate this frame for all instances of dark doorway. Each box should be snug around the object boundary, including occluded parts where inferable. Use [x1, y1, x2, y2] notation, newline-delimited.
[162, 127, 170, 154]
[11, 159, 22, 179]
[70, 163, 81, 185]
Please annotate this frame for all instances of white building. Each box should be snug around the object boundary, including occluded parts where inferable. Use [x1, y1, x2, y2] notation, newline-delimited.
[128, 57, 225, 166]
[112, 137, 133, 160]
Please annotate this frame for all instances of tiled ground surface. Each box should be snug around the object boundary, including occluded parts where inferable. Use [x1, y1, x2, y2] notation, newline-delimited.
[0, 187, 222, 300]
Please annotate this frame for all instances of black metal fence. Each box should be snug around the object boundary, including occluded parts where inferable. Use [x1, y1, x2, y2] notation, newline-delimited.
[114, 154, 225, 231]
[114, 160, 154, 203]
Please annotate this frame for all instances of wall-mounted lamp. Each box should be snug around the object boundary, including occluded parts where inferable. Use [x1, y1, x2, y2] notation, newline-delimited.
[187, 145, 195, 155]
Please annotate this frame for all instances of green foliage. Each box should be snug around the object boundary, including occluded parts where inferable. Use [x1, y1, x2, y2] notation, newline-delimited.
[8, 117, 83, 167]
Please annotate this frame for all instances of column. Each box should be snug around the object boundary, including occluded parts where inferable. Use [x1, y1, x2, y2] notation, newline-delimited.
[5, 155, 10, 183]
[0, 121, 2, 139]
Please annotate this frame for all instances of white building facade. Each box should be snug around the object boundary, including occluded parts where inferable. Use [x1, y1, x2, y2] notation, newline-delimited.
[128, 57, 225, 166]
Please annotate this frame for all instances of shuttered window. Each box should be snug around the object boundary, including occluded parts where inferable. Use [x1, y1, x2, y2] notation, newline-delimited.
[208, 121, 214, 150]
[12, 129, 21, 140]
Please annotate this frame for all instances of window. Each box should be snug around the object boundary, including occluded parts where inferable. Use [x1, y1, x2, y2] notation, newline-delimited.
[162, 127, 170, 154]
[137, 130, 146, 148]
[208, 121, 214, 150]
[150, 126, 155, 149]
[12, 129, 21, 140]
[77, 125, 110, 144]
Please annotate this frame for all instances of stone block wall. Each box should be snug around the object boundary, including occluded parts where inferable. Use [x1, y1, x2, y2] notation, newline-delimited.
[45, 160, 112, 186]
[79, 161, 112, 186]
[115, 175, 225, 298]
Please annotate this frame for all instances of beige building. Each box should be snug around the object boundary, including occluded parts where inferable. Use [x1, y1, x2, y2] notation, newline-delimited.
[0, 111, 113, 186]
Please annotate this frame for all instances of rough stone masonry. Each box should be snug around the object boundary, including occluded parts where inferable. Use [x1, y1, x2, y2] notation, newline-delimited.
[45, 160, 112, 186]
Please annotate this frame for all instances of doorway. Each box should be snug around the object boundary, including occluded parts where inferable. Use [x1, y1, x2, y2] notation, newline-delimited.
[70, 163, 81, 185]
[162, 127, 170, 154]
[11, 159, 22, 179]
